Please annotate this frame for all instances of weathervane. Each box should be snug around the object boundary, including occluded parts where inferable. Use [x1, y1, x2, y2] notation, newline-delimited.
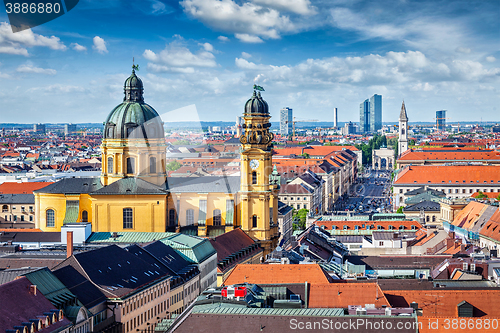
[132, 57, 140, 71]
[253, 84, 264, 92]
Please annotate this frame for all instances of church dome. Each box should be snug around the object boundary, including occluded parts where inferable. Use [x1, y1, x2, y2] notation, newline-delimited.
[244, 91, 269, 115]
[103, 69, 164, 140]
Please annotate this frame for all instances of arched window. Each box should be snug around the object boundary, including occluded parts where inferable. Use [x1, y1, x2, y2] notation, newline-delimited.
[213, 209, 221, 226]
[186, 209, 194, 226]
[46, 209, 55, 228]
[107, 157, 113, 174]
[426, 216, 430, 222]
[169, 209, 176, 226]
[401, 128, 405, 135]
[1, 205, 7, 212]
[81, 210, 88, 222]
[388, 225, 394, 230]
[127, 157, 135, 174]
[123, 208, 133, 229]
[252, 215, 258, 228]
[252, 171, 257, 185]
[432, 216, 436, 222]
[149, 157, 157, 174]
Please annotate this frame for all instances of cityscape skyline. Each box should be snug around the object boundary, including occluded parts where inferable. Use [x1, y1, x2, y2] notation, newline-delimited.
[0, 1, 498, 124]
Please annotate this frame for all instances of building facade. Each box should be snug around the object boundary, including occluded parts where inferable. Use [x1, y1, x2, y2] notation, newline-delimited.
[359, 94, 382, 133]
[398, 101, 408, 156]
[279, 107, 293, 136]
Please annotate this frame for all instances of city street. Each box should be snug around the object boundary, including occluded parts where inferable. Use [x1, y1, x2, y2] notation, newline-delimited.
[333, 169, 393, 215]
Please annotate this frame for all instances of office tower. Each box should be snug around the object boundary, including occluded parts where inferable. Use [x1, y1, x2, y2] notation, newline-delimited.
[280, 107, 293, 136]
[436, 110, 446, 131]
[370, 94, 382, 132]
[64, 123, 77, 135]
[333, 108, 338, 128]
[359, 99, 370, 133]
[33, 123, 46, 133]
[359, 94, 382, 133]
[236, 116, 244, 137]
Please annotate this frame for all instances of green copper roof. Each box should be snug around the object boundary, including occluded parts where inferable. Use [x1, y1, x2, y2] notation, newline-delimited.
[87, 232, 175, 243]
[160, 234, 216, 264]
[63, 200, 79, 224]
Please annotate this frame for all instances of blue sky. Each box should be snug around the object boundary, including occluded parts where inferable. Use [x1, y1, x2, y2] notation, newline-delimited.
[0, 0, 498, 124]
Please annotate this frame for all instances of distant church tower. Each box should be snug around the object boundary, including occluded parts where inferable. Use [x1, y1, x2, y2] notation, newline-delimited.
[398, 101, 408, 156]
[101, 68, 167, 186]
[239, 87, 279, 254]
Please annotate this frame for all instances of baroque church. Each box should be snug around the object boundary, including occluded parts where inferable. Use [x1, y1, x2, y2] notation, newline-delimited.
[34, 68, 280, 253]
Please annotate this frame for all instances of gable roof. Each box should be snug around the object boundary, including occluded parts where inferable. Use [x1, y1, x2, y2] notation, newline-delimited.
[167, 176, 240, 194]
[209, 228, 258, 263]
[394, 165, 500, 185]
[91, 177, 168, 195]
[224, 264, 333, 285]
[33, 177, 102, 194]
[0, 181, 54, 194]
[309, 283, 389, 308]
[160, 234, 217, 263]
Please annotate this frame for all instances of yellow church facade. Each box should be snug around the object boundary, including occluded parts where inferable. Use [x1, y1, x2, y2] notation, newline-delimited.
[34, 69, 279, 253]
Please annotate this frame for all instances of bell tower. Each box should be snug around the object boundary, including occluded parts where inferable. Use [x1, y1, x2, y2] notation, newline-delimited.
[398, 101, 409, 157]
[239, 86, 279, 254]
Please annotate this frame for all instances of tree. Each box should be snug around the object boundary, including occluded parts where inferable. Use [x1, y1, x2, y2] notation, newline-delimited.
[476, 191, 488, 199]
[396, 206, 404, 214]
[496, 193, 500, 201]
[166, 160, 182, 171]
[292, 208, 309, 230]
[300, 153, 310, 159]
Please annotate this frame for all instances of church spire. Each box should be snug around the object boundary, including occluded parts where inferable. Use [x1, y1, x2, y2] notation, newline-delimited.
[399, 100, 408, 121]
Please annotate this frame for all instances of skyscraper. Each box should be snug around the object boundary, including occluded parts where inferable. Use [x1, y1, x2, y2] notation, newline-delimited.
[359, 94, 382, 133]
[436, 110, 446, 131]
[280, 107, 293, 136]
[359, 99, 370, 133]
[370, 94, 382, 132]
[333, 108, 338, 128]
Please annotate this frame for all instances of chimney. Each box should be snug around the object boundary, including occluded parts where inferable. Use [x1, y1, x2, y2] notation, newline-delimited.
[30, 285, 37, 296]
[66, 231, 73, 258]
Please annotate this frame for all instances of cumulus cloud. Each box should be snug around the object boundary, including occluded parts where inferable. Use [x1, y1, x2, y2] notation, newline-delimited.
[241, 52, 252, 59]
[71, 43, 87, 52]
[17, 63, 56, 75]
[143, 41, 217, 73]
[92, 36, 108, 54]
[200, 42, 214, 52]
[455, 46, 471, 54]
[235, 34, 263, 43]
[0, 21, 66, 56]
[181, 0, 295, 41]
[218, 36, 229, 42]
[486, 56, 496, 63]
[253, 0, 316, 15]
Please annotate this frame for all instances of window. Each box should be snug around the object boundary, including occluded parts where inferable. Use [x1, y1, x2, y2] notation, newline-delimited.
[29, 206, 33, 213]
[13, 215, 17, 221]
[149, 157, 156, 174]
[123, 208, 133, 229]
[377, 225, 382, 230]
[432, 216, 436, 222]
[127, 157, 135, 174]
[46, 209, 55, 227]
[1, 205, 7, 212]
[252, 215, 258, 228]
[213, 209, 221, 226]
[107, 157, 113, 173]
[379, 241, 384, 246]
[343, 225, 348, 230]
[411, 225, 416, 230]
[186, 209, 194, 226]
[297, 204, 301, 209]
[399, 225, 405, 230]
[21, 206, 25, 212]
[304, 197, 307, 201]
[82, 210, 88, 222]
[29, 216, 33, 222]
[20, 215, 24, 221]
[169, 209, 176, 226]
[426, 216, 430, 222]
[252, 171, 257, 185]
[388, 225, 394, 230]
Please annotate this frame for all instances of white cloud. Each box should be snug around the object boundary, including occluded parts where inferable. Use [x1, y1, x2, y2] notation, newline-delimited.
[235, 58, 267, 70]
[181, 0, 295, 41]
[235, 34, 263, 43]
[218, 36, 229, 42]
[143, 41, 217, 72]
[27, 84, 85, 93]
[71, 43, 87, 52]
[455, 46, 471, 54]
[0, 21, 66, 56]
[92, 36, 108, 54]
[200, 42, 214, 52]
[17, 63, 56, 75]
[253, 0, 316, 15]
[241, 52, 252, 59]
[486, 56, 496, 63]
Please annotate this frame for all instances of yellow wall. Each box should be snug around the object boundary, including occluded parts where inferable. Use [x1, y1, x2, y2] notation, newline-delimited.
[36, 193, 95, 231]
[92, 195, 167, 232]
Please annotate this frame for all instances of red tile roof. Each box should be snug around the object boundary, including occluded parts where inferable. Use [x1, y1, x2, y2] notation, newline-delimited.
[398, 148, 500, 162]
[394, 165, 500, 185]
[309, 283, 390, 308]
[314, 220, 422, 231]
[223, 264, 333, 285]
[0, 182, 54, 194]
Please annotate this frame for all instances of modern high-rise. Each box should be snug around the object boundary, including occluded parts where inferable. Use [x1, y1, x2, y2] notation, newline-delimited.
[280, 107, 293, 136]
[436, 110, 446, 131]
[359, 94, 382, 133]
[333, 108, 338, 128]
[33, 123, 46, 133]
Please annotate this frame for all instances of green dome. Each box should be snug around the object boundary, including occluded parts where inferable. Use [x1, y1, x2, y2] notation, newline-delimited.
[103, 70, 164, 139]
[244, 90, 269, 116]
